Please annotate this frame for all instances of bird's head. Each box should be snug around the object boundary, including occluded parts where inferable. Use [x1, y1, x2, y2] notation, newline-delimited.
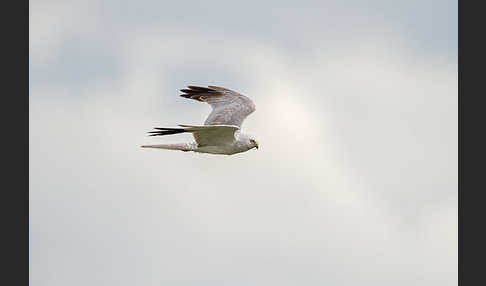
[249, 138, 259, 150]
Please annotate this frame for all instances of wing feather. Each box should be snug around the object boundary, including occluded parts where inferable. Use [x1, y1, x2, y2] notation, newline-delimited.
[178, 124, 239, 146]
[180, 85, 255, 127]
[147, 124, 239, 147]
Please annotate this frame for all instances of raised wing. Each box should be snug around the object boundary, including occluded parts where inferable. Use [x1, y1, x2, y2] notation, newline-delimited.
[180, 85, 256, 127]
[149, 124, 239, 147]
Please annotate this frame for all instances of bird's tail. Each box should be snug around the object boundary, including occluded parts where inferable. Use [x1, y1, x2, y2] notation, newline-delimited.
[140, 143, 196, 152]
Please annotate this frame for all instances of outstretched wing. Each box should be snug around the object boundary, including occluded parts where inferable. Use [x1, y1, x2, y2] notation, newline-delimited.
[180, 85, 256, 127]
[149, 124, 239, 147]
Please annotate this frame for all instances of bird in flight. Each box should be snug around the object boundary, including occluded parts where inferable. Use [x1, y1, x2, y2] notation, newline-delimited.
[141, 85, 259, 155]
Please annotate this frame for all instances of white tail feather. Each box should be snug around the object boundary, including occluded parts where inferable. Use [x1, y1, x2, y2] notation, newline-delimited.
[140, 143, 196, 152]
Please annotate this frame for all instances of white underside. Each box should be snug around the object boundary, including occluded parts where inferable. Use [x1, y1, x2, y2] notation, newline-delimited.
[194, 145, 245, 155]
[141, 142, 251, 155]
[141, 127, 254, 155]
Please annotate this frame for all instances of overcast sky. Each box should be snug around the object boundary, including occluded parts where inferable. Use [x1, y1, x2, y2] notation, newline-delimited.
[30, 0, 457, 285]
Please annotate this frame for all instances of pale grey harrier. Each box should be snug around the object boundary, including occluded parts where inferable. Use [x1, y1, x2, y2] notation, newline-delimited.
[141, 85, 258, 155]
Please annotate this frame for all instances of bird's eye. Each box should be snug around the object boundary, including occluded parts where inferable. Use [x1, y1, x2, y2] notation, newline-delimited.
[250, 139, 255, 144]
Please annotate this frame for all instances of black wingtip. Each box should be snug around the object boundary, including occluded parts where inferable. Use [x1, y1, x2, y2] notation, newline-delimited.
[154, 127, 183, 131]
[146, 127, 187, 136]
[186, 85, 209, 90]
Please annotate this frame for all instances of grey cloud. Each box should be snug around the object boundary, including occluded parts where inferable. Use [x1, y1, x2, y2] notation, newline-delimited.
[30, 1, 457, 285]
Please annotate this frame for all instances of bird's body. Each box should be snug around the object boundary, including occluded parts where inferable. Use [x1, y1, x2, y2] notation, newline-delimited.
[141, 85, 259, 155]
